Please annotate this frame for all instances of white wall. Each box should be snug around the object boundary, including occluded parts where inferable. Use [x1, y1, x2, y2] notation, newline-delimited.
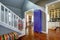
[22, 1, 45, 12]
[42, 12, 46, 32]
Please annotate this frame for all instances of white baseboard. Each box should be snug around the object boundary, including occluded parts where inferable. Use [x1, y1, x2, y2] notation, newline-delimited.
[19, 33, 25, 37]
[42, 31, 47, 34]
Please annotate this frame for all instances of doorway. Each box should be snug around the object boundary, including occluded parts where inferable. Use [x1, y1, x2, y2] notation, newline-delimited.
[46, 0, 60, 40]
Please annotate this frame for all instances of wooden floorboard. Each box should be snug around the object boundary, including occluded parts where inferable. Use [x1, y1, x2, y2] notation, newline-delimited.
[17, 28, 60, 40]
[48, 28, 60, 40]
[17, 32, 47, 40]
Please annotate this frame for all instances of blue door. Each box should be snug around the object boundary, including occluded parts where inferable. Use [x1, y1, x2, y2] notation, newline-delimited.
[34, 10, 42, 33]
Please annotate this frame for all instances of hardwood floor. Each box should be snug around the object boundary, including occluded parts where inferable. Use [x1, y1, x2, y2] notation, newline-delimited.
[34, 32, 47, 40]
[48, 28, 60, 40]
[17, 28, 60, 40]
[17, 32, 47, 40]
[17, 24, 46, 40]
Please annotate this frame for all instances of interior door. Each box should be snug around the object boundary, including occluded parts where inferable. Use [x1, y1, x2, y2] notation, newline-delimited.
[34, 10, 42, 32]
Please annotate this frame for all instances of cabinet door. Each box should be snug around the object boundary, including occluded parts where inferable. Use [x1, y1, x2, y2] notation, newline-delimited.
[34, 10, 42, 32]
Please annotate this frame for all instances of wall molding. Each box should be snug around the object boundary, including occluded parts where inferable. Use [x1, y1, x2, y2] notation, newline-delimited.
[42, 31, 47, 34]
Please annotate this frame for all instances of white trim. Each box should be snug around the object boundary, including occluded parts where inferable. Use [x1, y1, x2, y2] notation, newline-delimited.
[46, 0, 60, 6]
[42, 31, 47, 34]
[19, 33, 25, 37]
[45, 4, 48, 34]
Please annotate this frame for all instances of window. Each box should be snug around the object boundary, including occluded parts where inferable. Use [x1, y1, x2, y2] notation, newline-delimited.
[1, 6, 4, 22]
[5, 9, 8, 23]
[14, 15, 18, 28]
[8, 11, 13, 26]
[18, 19, 23, 30]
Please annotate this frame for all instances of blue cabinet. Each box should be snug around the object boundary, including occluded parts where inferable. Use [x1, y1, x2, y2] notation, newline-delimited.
[34, 10, 42, 32]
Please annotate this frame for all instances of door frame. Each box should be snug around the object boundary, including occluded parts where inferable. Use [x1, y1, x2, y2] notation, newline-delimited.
[24, 9, 47, 34]
[45, 0, 60, 34]
[24, 9, 34, 35]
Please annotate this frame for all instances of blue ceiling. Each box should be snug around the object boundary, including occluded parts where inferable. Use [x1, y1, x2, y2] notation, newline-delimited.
[0, 0, 25, 9]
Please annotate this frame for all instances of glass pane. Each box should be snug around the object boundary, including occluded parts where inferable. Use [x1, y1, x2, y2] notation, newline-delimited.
[18, 19, 21, 30]
[8, 11, 12, 26]
[14, 15, 18, 28]
[1, 6, 4, 22]
[5, 9, 8, 23]
[18, 19, 23, 30]
[11, 14, 13, 26]
[21, 21, 23, 29]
